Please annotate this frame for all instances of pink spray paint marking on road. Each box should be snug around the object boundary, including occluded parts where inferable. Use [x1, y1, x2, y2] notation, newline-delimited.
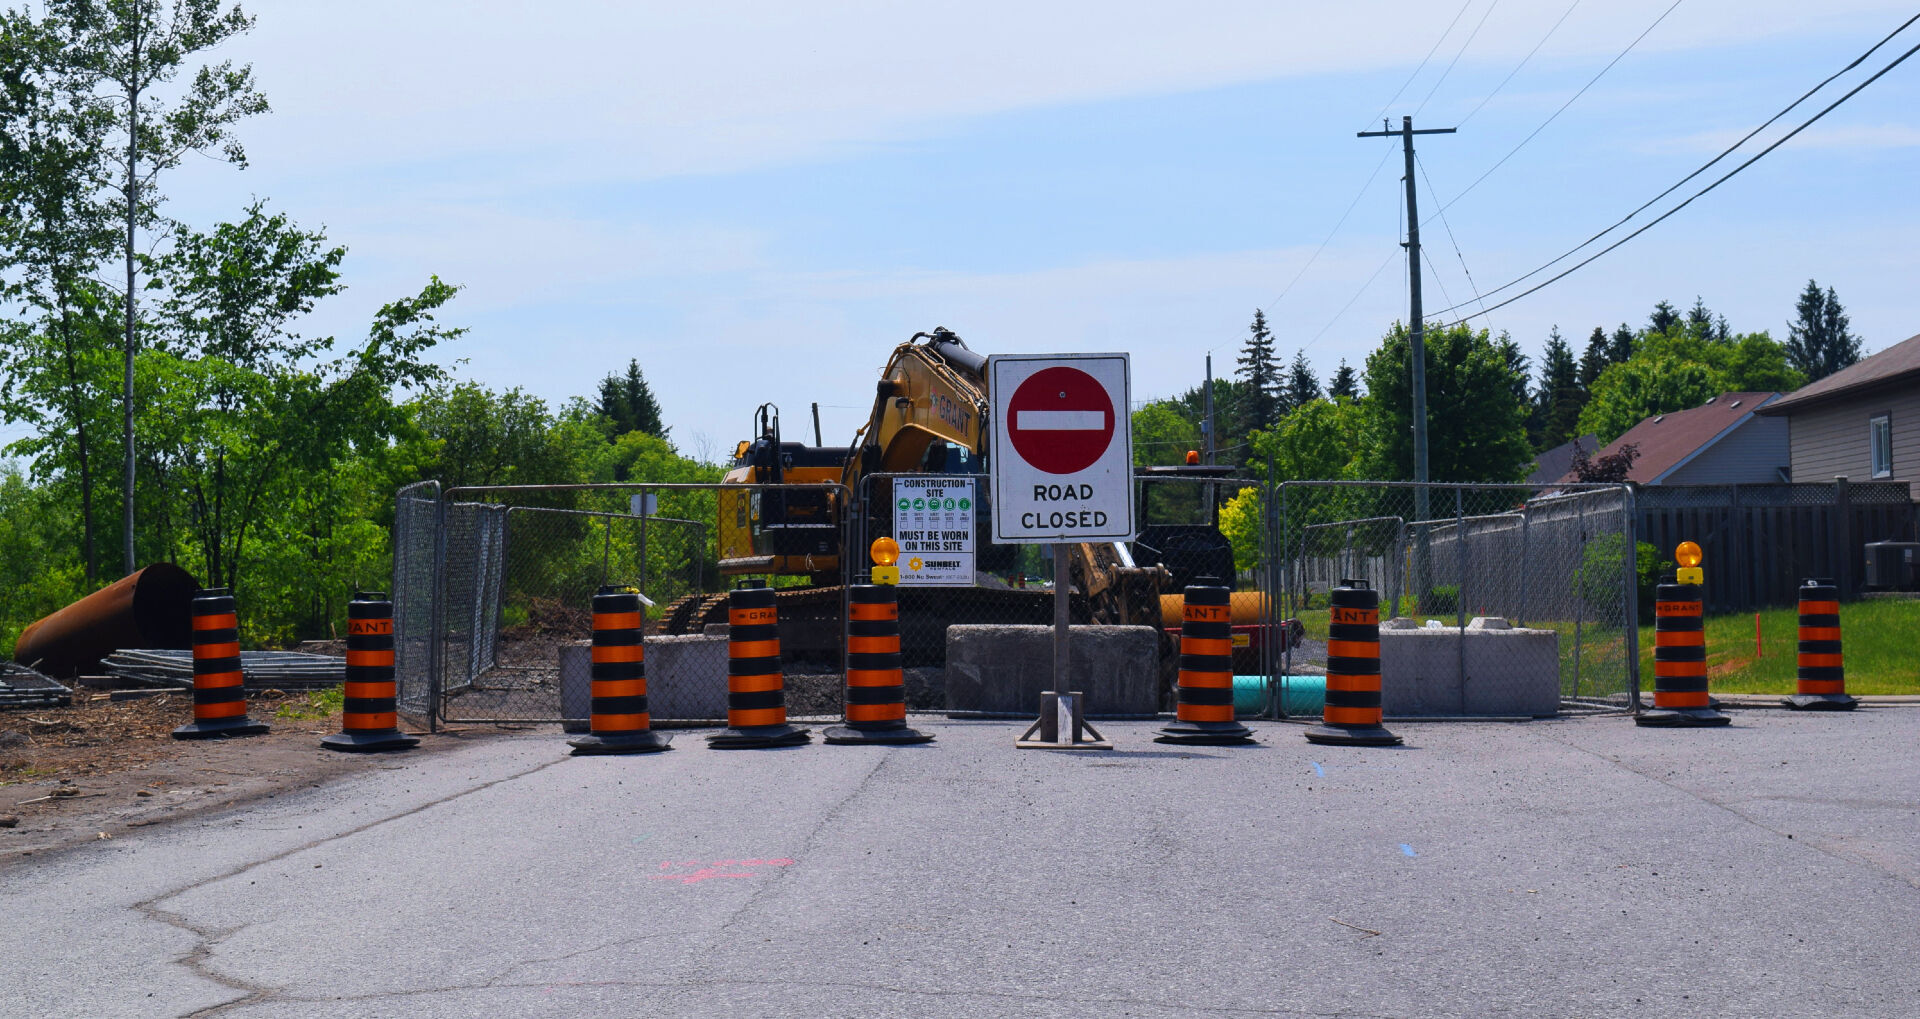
[652, 858, 796, 885]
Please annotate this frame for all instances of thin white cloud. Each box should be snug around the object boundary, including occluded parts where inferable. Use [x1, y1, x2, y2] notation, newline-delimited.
[225, 0, 1913, 182]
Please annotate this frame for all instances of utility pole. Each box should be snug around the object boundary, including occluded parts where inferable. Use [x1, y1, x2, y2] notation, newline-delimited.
[1202, 354, 1216, 466]
[1357, 116, 1454, 497]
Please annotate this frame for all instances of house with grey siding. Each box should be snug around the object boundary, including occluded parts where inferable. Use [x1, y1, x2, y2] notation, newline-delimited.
[1555, 393, 1787, 485]
[1754, 331, 1920, 499]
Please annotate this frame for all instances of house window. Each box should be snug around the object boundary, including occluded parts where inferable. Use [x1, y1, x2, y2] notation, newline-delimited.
[1870, 414, 1892, 478]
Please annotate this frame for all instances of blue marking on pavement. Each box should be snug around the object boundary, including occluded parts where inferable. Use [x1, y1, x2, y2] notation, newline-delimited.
[1400, 844, 1418, 857]
[1311, 762, 1324, 776]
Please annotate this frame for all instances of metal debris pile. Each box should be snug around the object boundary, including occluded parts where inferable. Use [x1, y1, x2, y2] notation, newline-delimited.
[99, 649, 344, 690]
[0, 662, 73, 709]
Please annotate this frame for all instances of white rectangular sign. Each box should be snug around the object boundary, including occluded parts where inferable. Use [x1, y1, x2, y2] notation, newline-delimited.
[894, 477, 975, 586]
[988, 353, 1134, 543]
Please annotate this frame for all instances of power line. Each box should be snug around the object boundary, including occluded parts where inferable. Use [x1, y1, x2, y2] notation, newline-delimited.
[1456, 0, 1582, 127]
[1250, 142, 1397, 324]
[1431, 0, 1685, 219]
[1366, 0, 1476, 130]
[1220, 1, 1477, 354]
[1416, 152, 1493, 327]
[1414, 0, 1501, 119]
[1443, 36, 1920, 328]
[1308, 249, 1400, 345]
[1431, 8, 1920, 318]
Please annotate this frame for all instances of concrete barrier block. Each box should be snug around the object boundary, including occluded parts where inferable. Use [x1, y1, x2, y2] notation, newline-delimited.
[1379, 629, 1461, 715]
[1379, 622, 1561, 717]
[559, 642, 590, 732]
[945, 624, 1160, 716]
[643, 633, 730, 720]
[1462, 625, 1560, 717]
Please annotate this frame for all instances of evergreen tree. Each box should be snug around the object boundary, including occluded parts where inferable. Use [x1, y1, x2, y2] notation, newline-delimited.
[595, 359, 668, 440]
[1233, 309, 1279, 434]
[1608, 323, 1635, 364]
[1685, 296, 1715, 341]
[1578, 327, 1611, 391]
[1785, 279, 1863, 383]
[1649, 300, 1679, 335]
[1282, 348, 1320, 413]
[1327, 359, 1359, 400]
[1535, 327, 1584, 450]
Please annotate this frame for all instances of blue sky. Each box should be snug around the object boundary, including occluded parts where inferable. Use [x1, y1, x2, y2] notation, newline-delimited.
[13, 0, 1917, 461]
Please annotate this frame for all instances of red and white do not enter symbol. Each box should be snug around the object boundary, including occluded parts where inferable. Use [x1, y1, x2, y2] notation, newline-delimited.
[1006, 366, 1115, 475]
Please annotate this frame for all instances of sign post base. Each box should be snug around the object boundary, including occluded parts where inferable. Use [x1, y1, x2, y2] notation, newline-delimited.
[1015, 691, 1112, 750]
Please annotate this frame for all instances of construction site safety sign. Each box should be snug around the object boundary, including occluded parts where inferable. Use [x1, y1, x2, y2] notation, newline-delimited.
[894, 476, 974, 586]
[987, 353, 1134, 543]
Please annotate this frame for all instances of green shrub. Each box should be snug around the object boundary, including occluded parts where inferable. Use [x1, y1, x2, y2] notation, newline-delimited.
[1577, 534, 1665, 619]
[1420, 584, 1459, 615]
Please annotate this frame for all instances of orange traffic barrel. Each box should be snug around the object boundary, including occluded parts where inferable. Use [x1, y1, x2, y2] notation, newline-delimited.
[1157, 578, 1254, 745]
[1305, 579, 1400, 747]
[171, 588, 270, 740]
[569, 586, 672, 754]
[1637, 578, 1730, 727]
[825, 585, 933, 745]
[1783, 579, 1856, 711]
[708, 581, 810, 749]
[322, 591, 420, 752]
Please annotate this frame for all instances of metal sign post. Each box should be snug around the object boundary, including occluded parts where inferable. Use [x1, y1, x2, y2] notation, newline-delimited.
[990, 353, 1130, 751]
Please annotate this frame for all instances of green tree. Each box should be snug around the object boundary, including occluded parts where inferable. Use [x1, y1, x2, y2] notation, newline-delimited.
[1608, 323, 1635, 365]
[51, 0, 269, 573]
[0, 9, 120, 582]
[595, 358, 668, 440]
[1577, 352, 1719, 445]
[1684, 296, 1729, 343]
[1356, 322, 1533, 483]
[1578, 326, 1611, 391]
[1130, 401, 1201, 467]
[403, 383, 582, 491]
[1327, 359, 1359, 400]
[1785, 279, 1862, 383]
[1249, 397, 1362, 481]
[1233, 309, 1279, 436]
[1535, 327, 1584, 450]
[1281, 348, 1319, 414]
[0, 465, 88, 659]
[138, 205, 459, 598]
[1576, 324, 1805, 443]
[1216, 486, 1264, 572]
[1648, 300, 1679, 335]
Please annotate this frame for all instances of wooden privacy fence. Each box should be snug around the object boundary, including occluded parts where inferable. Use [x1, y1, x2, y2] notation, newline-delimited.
[1636, 480, 1917, 610]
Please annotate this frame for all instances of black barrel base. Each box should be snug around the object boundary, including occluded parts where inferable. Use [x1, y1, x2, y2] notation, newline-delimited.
[172, 717, 271, 740]
[1155, 720, 1256, 745]
[322, 730, 422, 753]
[708, 724, 811, 749]
[1304, 722, 1402, 747]
[1635, 707, 1733, 727]
[1781, 693, 1858, 712]
[568, 730, 673, 755]
[823, 723, 935, 745]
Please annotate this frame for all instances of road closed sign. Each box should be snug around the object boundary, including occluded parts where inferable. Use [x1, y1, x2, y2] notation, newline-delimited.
[988, 353, 1134, 543]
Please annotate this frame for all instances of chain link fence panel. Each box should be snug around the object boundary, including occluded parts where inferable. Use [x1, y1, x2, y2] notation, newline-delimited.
[1272, 482, 1639, 717]
[392, 481, 439, 720]
[396, 483, 847, 726]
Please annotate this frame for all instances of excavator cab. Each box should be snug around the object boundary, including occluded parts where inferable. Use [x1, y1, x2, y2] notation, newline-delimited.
[718, 404, 848, 581]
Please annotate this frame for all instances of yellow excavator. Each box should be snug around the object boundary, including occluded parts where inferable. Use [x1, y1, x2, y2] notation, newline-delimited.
[657, 328, 1245, 669]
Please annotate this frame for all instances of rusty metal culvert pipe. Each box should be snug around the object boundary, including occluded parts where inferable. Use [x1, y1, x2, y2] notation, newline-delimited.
[12, 563, 202, 677]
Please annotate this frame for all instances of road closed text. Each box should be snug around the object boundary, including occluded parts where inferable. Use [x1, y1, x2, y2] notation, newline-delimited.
[1019, 509, 1110, 530]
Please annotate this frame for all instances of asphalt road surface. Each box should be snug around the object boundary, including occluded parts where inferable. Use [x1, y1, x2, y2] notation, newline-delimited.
[5, 709, 1916, 1018]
